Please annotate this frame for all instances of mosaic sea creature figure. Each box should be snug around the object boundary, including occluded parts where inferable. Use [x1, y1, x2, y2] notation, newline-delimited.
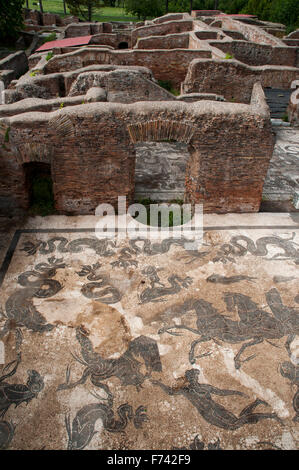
[0, 367, 44, 418]
[77, 263, 122, 304]
[58, 326, 162, 398]
[280, 360, 299, 422]
[65, 398, 149, 450]
[173, 435, 222, 450]
[0, 420, 15, 450]
[159, 288, 299, 369]
[0, 330, 44, 448]
[273, 276, 296, 284]
[21, 237, 115, 257]
[206, 274, 256, 284]
[152, 369, 282, 430]
[139, 265, 192, 304]
[213, 233, 299, 265]
[0, 257, 65, 337]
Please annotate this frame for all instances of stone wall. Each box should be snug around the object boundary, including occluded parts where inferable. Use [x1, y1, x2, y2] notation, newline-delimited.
[23, 8, 79, 27]
[182, 58, 299, 103]
[43, 47, 212, 88]
[4, 65, 156, 103]
[131, 20, 194, 46]
[191, 10, 222, 18]
[286, 30, 299, 39]
[0, 51, 28, 88]
[220, 17, 284, 46]
[90, 31, 131, 48]
[288, 86, 299, 126]
[64, 23, 105, 38]
[135, 33, 190, 50]
[208, 40, 299, 67]
[0, 85, 274, 215]
[67, 69, 176, 103]
[153, 13, 186, 24]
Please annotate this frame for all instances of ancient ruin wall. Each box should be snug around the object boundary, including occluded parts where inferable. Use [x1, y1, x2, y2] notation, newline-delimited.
[0, 89, 274, 215]
[135, 33, 190, 50]
[0, 51, 28, 88]
[208, 40, 299, 67]
[131, 20, 194, 46]
[43, 48, 212, 88]
[220, 17, 285, 46]
[182, 59, 299, 102]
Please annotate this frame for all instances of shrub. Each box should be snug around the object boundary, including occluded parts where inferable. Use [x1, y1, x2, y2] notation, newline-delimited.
[158, 80, 180, 96]
[30, 70, 40, 77]
[46, 52, 54, 61]
[43, 33, 57, 44]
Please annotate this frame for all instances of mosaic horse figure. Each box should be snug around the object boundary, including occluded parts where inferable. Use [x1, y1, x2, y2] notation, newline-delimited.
[159, 288, 299, 369]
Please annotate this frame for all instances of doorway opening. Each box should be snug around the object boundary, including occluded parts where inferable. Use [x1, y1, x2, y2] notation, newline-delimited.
[134, 141, 190, 226]
[118, 42, 129, 49]
[23, 162, 55, 215]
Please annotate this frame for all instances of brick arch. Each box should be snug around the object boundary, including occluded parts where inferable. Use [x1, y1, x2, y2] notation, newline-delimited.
[15, 143, 54, 165]
[127, 120, 197, 144]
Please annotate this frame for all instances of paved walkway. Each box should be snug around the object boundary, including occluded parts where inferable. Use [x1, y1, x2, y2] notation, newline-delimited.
[0, 213, 298, 450]
[263, 126, 299, 208]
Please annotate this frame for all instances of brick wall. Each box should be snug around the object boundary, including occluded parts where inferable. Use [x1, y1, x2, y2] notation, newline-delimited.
[135, 33, 190, 50]
[220, 17, 284, 47]
[131, 20, 194, 46]
[208, 40, 298, 67]
[43, 48, 212, 88]
[182, 59, 299, 102]
[1, 88, 273, 215]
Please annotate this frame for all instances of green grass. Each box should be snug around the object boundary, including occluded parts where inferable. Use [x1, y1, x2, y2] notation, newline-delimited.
[134, 197, 191, 227]
[158, 80, 180, 96]
[26, 1, 138, 22]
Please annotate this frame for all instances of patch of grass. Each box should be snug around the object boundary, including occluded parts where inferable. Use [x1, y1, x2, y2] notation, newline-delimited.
[43, 33, 57, 44]
[46, 51, 54, 61]
[224, 53, 234, 59]
[158, 80, 180, 96]
[282, 112, 289, 122]
[4, 127, 10, 142]
[134, 197, 191, 227]
[30, 69, 41, 77]
[26, 1, 138, 22]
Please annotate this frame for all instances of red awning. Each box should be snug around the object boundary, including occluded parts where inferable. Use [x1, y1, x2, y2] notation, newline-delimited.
[36, 35, 92, 52]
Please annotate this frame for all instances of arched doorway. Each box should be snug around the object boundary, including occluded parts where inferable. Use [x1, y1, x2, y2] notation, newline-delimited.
[23, 162, 54, 214]
[118, 42, 129, 49]
[127, 119, 196, 205]
[134, 141, 189, 202]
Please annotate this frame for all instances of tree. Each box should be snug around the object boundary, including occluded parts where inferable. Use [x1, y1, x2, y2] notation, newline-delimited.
[124, 0, 163, 20]
[270, 0, 299, 31]
[242, 0, 271, 20]
[66, 0, 103, 21]
[63, 0, 67, 14]
[0, 0, 24, 44]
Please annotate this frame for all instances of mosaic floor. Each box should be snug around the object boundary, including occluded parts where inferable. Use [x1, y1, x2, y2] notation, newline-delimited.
[263, 126, 299, 205]
[0, 213, 298, 450]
